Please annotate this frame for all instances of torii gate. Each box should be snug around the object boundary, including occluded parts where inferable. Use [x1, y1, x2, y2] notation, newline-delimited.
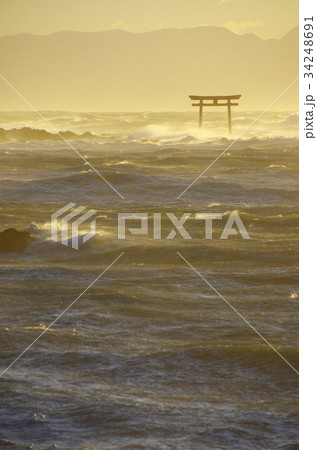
[189, 94, 241, 134]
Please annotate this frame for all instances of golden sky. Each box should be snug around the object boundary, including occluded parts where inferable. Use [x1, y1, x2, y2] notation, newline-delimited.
[0, 0, 298, 39]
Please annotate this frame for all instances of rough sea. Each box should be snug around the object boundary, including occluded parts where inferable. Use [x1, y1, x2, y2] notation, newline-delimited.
[0, 111, 298, 449]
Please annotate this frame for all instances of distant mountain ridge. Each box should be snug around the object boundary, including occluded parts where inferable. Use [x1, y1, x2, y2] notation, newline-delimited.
[0, 26, 299, 111]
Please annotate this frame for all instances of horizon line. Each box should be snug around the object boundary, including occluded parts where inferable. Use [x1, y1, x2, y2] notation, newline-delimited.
[0, 24, 299, 41]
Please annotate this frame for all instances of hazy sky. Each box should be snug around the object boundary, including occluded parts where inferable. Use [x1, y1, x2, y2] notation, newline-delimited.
[0, 0, 298, 39]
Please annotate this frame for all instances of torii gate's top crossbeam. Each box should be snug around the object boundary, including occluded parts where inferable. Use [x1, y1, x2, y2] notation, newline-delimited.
[189, 94, 241, 133]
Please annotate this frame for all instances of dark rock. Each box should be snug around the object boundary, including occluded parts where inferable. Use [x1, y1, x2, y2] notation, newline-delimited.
[0, 228, 32, 252]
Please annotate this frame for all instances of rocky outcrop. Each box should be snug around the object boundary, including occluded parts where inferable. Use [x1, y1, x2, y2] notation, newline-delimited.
[0, 228, 32, 252]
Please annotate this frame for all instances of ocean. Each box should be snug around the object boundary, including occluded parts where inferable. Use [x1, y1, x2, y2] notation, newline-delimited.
[0, 110, 298, 449]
